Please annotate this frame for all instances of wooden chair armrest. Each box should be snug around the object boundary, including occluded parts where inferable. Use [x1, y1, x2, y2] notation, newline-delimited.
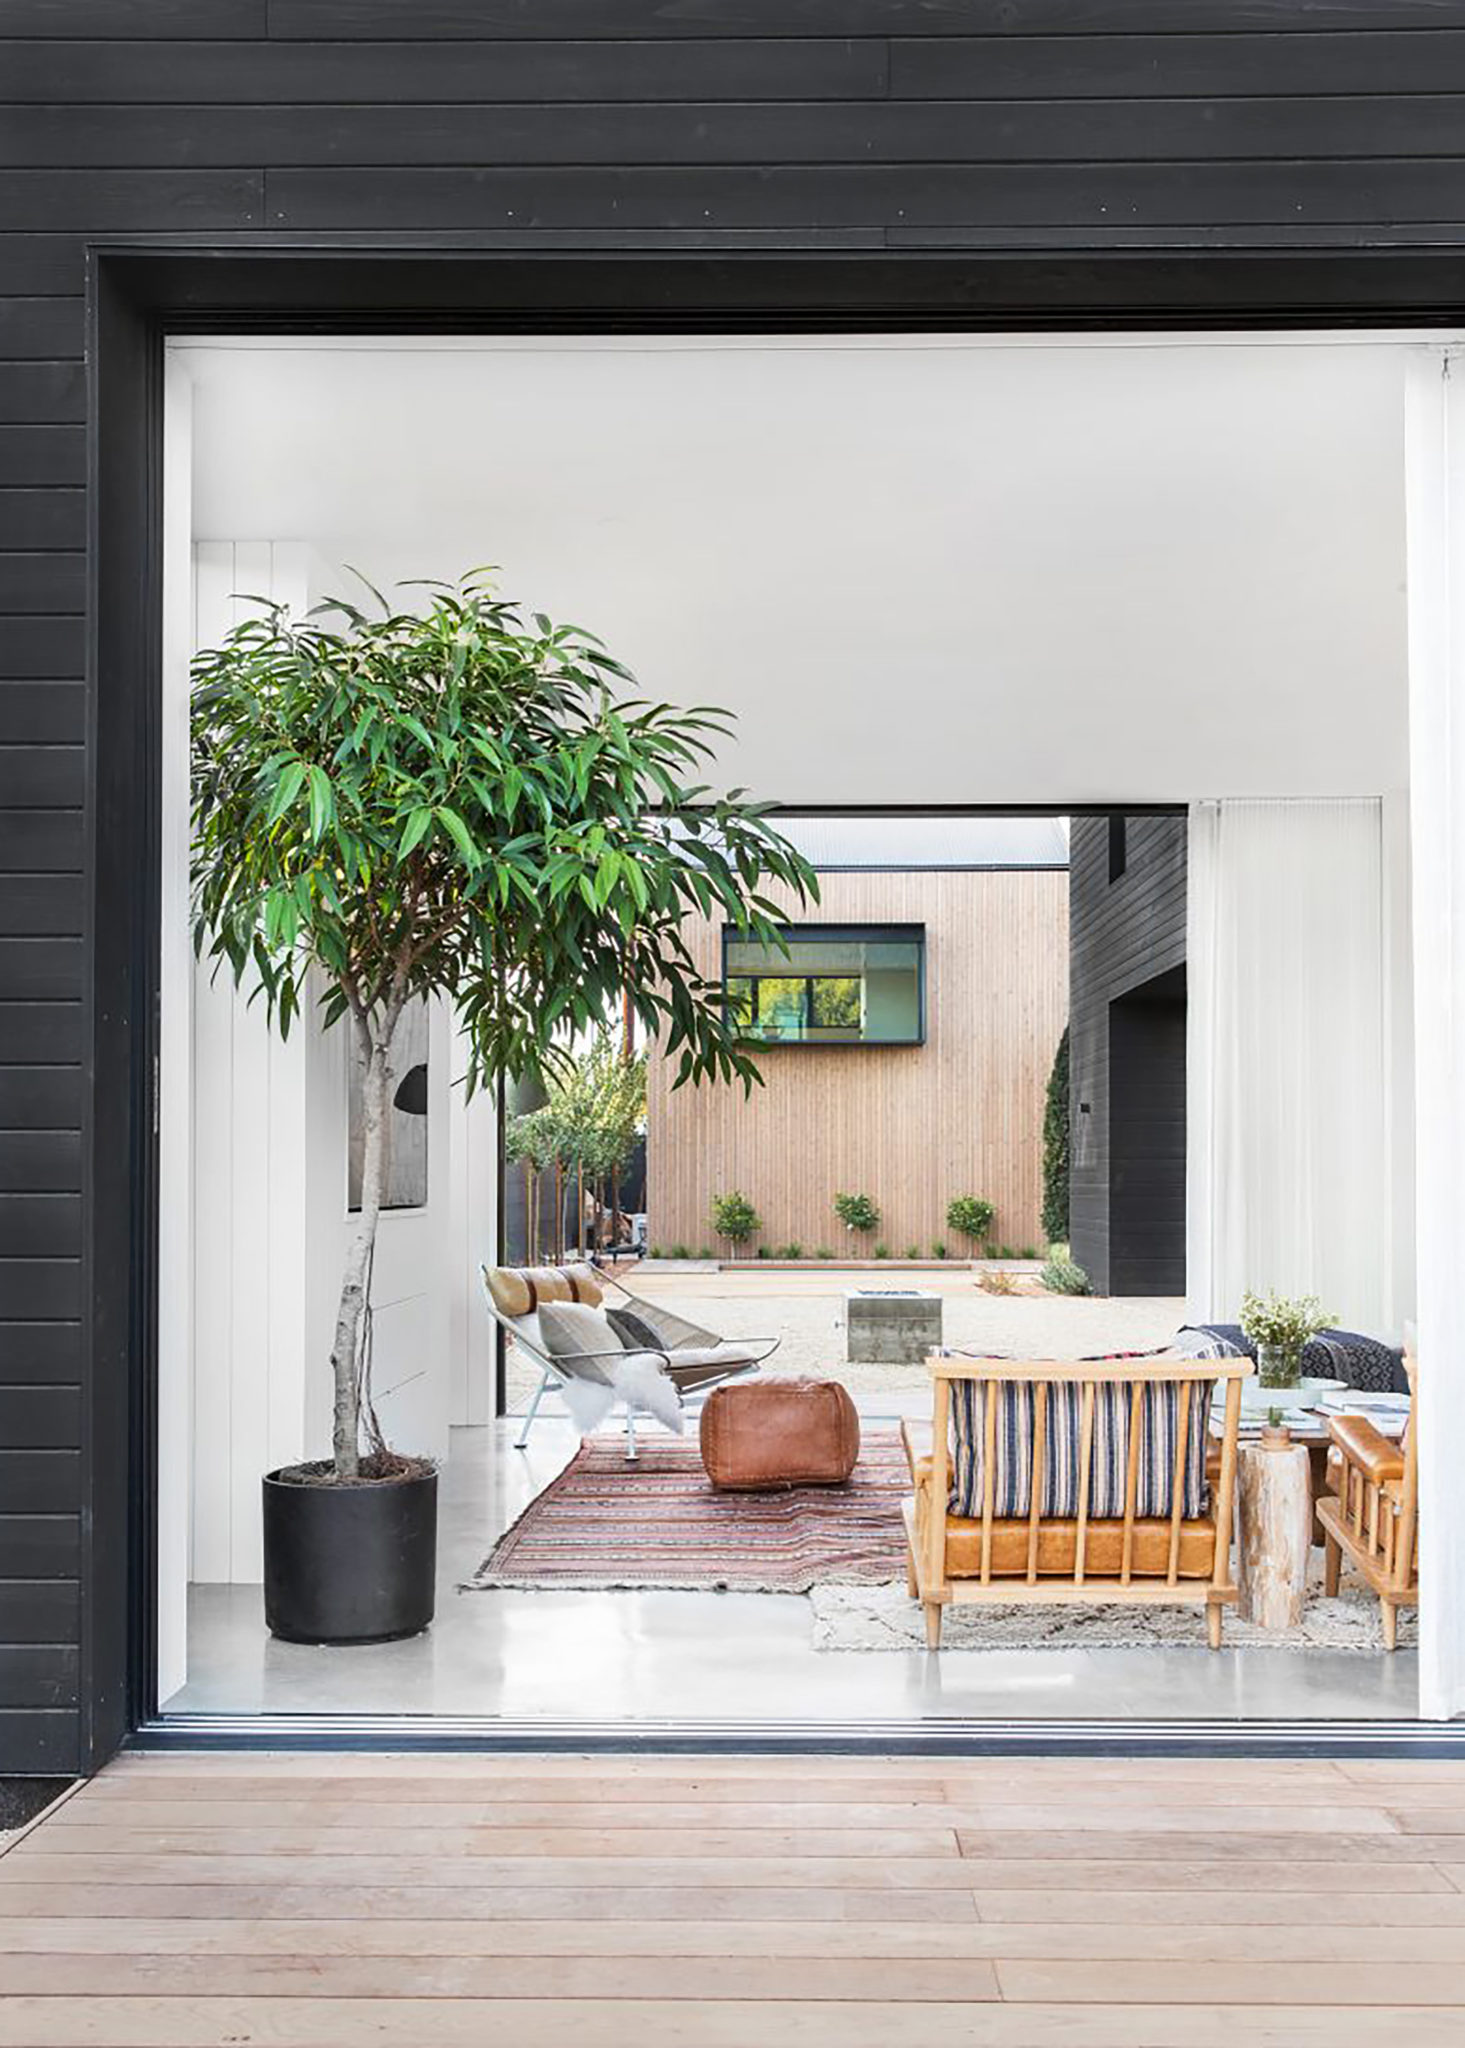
[1328, 1413, 1406, 1487]
[900, 1417, 933, 1487]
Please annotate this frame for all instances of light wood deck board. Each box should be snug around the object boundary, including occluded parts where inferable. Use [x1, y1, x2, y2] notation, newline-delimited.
[6, 1755, 1465, 2044]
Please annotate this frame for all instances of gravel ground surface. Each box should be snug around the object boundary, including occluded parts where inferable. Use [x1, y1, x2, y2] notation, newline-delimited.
[505, 1267, 1184, 1411]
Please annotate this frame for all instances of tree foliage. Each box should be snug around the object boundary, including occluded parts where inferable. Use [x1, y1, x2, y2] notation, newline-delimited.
[190, 573, 818, 1477]
[191, 572, 818, 1097]
[1041, 1025, 1071, 1247]
[946, 1194, 995, 1249]
[711, 1190, 760, 1247]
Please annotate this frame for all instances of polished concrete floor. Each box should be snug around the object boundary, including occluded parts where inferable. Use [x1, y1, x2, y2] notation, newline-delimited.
[166, 1414, 1419, 1725]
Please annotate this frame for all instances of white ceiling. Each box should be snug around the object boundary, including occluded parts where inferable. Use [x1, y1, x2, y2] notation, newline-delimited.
[175, 334, 1418, 806]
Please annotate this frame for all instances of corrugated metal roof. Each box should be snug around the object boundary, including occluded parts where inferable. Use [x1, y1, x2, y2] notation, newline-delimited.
[775, 815, 1069, 870]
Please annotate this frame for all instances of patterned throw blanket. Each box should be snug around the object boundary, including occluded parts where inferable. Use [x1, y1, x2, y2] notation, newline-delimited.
[1184, 1324, 1406, 1395]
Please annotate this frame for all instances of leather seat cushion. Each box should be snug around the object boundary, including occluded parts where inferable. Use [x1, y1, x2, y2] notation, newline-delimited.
[942, 1511, 1218, 1579]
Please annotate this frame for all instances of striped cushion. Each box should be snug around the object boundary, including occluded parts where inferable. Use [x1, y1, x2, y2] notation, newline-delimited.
[948, 1375, 1213, 1521]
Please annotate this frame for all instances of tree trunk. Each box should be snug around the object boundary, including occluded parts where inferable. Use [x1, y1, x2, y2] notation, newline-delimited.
[553, 1158, 563, 1263]
[611, 1163, 622, 1250]
[576, 1158, 585, 1258]
[328, 1019, 392, 1480]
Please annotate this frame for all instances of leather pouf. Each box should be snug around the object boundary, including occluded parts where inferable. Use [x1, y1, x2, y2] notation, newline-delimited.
[700, 1377, 860, 1491]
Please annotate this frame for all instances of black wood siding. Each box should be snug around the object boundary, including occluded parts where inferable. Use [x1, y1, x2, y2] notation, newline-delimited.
[1, 0, 1462, 1771]
[1068, 816, 1187, 1296]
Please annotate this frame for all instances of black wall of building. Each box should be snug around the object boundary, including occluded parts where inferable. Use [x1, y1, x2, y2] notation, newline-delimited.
[2, 0, 1463, 1772]
[1068, 815, 1187, 1297]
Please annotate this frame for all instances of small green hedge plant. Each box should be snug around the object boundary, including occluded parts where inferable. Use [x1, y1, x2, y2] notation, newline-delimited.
[1041, 1254, 1090, 1296]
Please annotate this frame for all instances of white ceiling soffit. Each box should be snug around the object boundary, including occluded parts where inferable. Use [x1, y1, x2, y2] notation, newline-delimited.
[176, 334, 1413, 806]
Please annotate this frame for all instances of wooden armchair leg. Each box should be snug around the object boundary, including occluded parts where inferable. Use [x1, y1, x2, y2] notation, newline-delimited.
[1324, 1533, 1341, 1599]
[923, 1601, 943, 1650]
[1206, 1602, 1223, 1651]
[1381, 1598, 1398, 1652]
[905, 1547, 918, 1598]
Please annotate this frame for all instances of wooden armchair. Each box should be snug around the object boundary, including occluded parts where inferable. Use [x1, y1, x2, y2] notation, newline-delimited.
[903, 1352, 1253, 1649]
[1317, 1348, 1418, 1650]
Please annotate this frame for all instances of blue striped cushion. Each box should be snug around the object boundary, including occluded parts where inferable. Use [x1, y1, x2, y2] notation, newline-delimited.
[948, 1376, 1213, 1521]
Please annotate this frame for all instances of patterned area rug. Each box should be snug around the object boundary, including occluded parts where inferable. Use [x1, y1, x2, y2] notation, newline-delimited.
[811, 1569, 1418, 1653]
[470, 1429, 909, 1593]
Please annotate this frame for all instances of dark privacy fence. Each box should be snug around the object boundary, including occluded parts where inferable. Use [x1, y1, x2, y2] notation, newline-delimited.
[2, 0, 1463, 1772]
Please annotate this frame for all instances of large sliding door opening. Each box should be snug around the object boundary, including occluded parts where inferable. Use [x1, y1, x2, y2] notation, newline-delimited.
[158, 331, 1433, 1727]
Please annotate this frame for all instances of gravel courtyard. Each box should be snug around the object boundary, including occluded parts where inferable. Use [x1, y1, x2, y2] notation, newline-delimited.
[505, 1265, 1185, 1412]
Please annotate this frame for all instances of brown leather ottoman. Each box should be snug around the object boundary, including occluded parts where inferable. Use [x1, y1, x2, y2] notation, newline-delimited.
[699, 1378, 860, 1491]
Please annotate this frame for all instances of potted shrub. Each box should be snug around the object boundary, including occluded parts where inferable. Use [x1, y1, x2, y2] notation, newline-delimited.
[191, 574, 816, 1643]
[1240, 1289, 1333, 1392]
[833, 1192, 879, 1246]
[946, 1194, 995, 1256]
[711, 1190, 760, 1258]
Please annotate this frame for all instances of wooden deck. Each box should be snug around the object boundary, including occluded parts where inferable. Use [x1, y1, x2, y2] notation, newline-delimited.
[2, 1752, 1465, 2043]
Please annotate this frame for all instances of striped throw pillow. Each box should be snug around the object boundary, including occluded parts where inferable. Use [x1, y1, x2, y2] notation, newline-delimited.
[948, 1375, 1213, 1522]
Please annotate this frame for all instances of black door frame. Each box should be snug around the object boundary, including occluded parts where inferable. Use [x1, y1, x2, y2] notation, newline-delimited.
[95, 245, 1465, 1763]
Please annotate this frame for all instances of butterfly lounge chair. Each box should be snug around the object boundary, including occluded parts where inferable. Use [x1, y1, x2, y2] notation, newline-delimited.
[481, 1262, 779, 1459]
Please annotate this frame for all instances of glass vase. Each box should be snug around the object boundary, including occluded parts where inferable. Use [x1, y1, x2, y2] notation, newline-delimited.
[1257, 1341, 1302, 1391]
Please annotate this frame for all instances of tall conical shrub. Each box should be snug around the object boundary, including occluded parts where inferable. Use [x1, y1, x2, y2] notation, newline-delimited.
[1042, 1025, 1070, 1246]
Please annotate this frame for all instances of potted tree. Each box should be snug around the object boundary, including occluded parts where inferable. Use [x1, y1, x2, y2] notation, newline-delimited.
[191, 574, 816, 1643]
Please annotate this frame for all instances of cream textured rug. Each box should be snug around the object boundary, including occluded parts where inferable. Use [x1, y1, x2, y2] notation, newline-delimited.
[810, 1571, 1418, 1653]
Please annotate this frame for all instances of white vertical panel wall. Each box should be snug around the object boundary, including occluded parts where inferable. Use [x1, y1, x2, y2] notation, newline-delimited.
[1185, 797, 1401, 1337]
[184, 543, 498, 1587]
[156, 358, 194, 1703]
[1404, 344, 1465, 1722]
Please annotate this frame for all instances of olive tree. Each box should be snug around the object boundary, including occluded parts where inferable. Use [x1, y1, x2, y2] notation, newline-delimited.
[191, 574, 816, 1479]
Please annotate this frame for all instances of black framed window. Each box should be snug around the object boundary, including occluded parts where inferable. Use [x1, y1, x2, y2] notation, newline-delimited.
[724, 925, 925, 1046]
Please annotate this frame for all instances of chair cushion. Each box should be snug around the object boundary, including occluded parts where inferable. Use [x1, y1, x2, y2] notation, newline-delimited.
[943, 1510, 1218, 1580]
[948, 1374, 1213, 1522]
[483, 1263, 605, 1318]
[536, 1299, 624, 1361]
[606, 1304, 664, 1351]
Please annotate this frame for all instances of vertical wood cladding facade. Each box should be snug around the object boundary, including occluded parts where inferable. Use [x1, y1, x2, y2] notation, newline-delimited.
[1067, 815, 1188, 1298]
[647, 868, 1068, 1259]
[1, 0, 1462, 1770]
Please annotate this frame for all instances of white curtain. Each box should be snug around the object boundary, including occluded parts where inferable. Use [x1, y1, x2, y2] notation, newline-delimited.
[1187, 797, 1389, 1334]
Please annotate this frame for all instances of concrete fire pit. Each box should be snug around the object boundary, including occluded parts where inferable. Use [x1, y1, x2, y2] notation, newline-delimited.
[845, 1289, 943, 1366]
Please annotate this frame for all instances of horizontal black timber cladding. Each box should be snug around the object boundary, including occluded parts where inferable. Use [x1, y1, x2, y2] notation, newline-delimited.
[0, 1708, 75, 1773]
[0, 1261, 81, 1320]
[0, 304, 84, 362]
[0, 495, 84, 552]
[0, 1323, 82, 1381]
[10, 31, 1465, 102]
[0, 174, 265, 233]
[0, 1071, 81, 1133]
[0, 1007, 82, 1065]
[0, 1516, 79, 1580]
[0, 1582, 78, 1646]
[13, 100, 1465, 169]
[0, 813, 83, 874]
[0, 1134, 82, 1195]
[0, 1643, 79, 1709]
[0, 433, 86, 493]
[262, 1, 1465, 39]
[0, 748, 84, 808]
[265, 162, 1465, 231]
[0, 38, 889, 102]
[0, 0, 264, 32]
[0, 366, 85, 428]
[0, 688, 86, 748]
[0, 240, 88, 297]
[0, 1196, 81, 1257]
[0, 1385, 80, 1451]
[0, 558, 83, 614]
[0, 614, 84, 669]
[0, 1451, 78, 1512]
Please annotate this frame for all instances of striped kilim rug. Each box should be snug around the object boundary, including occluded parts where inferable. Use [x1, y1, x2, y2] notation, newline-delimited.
[471, 1428, 909, 1593]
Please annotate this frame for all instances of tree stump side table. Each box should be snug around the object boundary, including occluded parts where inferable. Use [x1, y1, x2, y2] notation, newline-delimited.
[1236, 1425, 1313, 1631]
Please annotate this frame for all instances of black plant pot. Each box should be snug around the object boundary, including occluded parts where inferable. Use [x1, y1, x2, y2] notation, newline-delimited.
[262, 1465, 438, 1644]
